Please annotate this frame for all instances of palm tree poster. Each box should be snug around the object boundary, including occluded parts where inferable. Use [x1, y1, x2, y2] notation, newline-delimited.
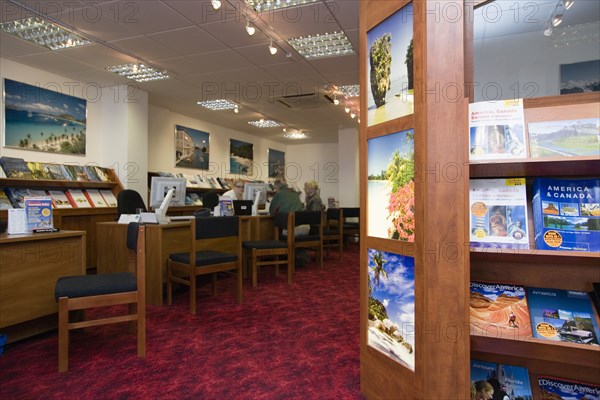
[229, 138, 253, 175]
[367, 2, 414, 127]
[367, 129, 414, 241]
[3, 78, 87, 155]
[175, 125, 209, 170]
[368, 248, 415, 371]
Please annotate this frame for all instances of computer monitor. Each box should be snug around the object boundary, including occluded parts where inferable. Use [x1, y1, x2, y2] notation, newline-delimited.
[149, 176, 187, 209]
[243, 182, 268, 206]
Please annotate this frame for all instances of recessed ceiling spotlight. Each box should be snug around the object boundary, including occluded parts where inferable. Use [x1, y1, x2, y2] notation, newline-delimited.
[563, 0, 574, 10]
[552, 12, 563, 27]
[344, 106, 350, 114]
[269, 40, 278, 55]
[333, 94, 339, 105]
[245, 21, 255, 36]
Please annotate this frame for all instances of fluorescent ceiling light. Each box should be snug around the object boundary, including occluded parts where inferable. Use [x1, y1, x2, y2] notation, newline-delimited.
[197, 99, 238, 110]
[0, 17, 92, 51]
[244, 0, 319, 12]
[287, 31, 355, 60]
[107, 63, 169, 82]
[339, 84, 360, 98]
[284, 131, 309, 140]
[248, 119, 281, 128]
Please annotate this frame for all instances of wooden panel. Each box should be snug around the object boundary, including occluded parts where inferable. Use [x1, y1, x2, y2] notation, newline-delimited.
[0, 231, 86, 338]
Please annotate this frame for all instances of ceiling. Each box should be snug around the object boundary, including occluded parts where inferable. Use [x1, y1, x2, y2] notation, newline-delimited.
[1, 0, 597, 145]
[0, 0, 360, 144]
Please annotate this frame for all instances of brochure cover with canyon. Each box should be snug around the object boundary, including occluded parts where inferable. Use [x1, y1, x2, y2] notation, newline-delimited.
[470, 281, 532, 340]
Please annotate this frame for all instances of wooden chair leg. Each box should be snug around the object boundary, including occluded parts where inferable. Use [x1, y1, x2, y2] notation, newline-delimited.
[58, 298, 69, 373]
[138, 304, 146, 357]
[166, 263, 173, 306]
[287, 256, 292, 285]
[190, 267, 196, 315]
[236, 264, 243, 304]
[251, 249, 258, 288]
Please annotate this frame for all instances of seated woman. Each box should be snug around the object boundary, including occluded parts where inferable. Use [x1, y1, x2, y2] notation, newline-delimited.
[303, 180, 324, 211]
[221, 178, 245, 201]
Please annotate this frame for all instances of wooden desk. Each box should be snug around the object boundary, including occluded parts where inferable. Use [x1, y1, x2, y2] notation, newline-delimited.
[96, 216, 274, 305]
[0, 230, 86, 343]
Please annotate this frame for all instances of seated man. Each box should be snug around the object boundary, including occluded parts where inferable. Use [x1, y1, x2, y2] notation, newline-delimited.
[269, 177, 303, 214]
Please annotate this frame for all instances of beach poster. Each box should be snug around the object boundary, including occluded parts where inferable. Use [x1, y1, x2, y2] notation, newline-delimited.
[367, 129, 414, 241]
[3, 78, 87, 155]
[229, 138, 253, 175]
[367, 248, 415, 371]
[367, 2, 414, 127]
[175, 124, 209, 170]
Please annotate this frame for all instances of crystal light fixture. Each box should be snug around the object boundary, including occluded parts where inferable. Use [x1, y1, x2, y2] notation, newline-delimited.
[287, 31, 355, 60]
[197, 99, 238, 110]
[0, 17, 92, 51]
[244, 0, 319, 12]
[339, 84, 360, 98]
[284, 130, 309, 140]
[248, 119, 281, 128]
[107, 63, 169, 82]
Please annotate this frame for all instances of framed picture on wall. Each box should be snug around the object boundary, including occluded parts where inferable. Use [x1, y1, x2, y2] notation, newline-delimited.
[229, 138, 253, 175]
[367, 2, 414, 127]
[367, 129, 414, 241]
[174, 124, 209, 170]
[268, 148, 285, 178]
[560, 59, 600, 95]
[367, 248, 415, 371]
[3, 78, 87, 155]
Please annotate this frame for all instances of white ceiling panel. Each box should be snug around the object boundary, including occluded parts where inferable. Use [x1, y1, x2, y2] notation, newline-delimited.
[110, 36, 180, 61]
[186, 49, 256, 72]
[147, 26, 227, 56]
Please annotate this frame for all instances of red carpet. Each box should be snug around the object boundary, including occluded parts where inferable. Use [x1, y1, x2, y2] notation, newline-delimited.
[0, 244, 361, 400]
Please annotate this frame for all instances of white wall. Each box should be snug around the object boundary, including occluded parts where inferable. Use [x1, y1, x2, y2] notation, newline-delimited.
[285, 142, 339, 207]
[474, 22, 600, 101]
[147, 105, 287, 182]
[337, 128, 359, 207]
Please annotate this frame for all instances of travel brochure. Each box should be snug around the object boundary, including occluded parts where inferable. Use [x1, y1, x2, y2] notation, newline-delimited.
[469, 99, 527, 160]
[470, 359, 532, 400]
[0, 156, 113, 183]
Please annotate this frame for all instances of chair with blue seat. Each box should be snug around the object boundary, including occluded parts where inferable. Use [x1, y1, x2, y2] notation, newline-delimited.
[167, 216, 242, 315]
[242, 212, 293, 287]
[54, 222, 146, 373]
[340, 207, 360, 249]
[290, 210, 324, 269]
[322, 208, 343, 261]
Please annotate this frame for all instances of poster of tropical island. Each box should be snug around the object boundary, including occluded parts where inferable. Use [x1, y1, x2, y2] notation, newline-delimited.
[230, 138, 253, 175]
[367, 248, 415, 371]
[175, 124, 210, 170]
[528, 118, 599, 158]
[268, 148, 285, 178]
[367, 2, 414, 127]
[367, 129, 414, 241]
[3, 78, 87, 155]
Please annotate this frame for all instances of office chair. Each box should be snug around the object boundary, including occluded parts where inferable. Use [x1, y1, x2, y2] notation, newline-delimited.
[202, 191, 220, 211]
[167, 216, 242, 315]
[117, 189, 147, 216]
[290, 210, 324, 269]
[54, 223, 146, 372]
[340, 207, 360, 249]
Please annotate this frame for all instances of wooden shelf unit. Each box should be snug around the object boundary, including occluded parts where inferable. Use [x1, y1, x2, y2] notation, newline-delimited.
[469, 93, 600, 385]
[0, 169, 123, 267]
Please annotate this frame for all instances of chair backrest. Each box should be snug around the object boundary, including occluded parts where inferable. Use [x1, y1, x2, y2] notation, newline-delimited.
[193, 208, 211, 218]
[202, 192, 220, 210]
[326, 208, 341, 220]
[195, 216, 239, 239]
[294, 210, 322, 227]
[341, 207, 360, 219]
[117, 189, 147, 216]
